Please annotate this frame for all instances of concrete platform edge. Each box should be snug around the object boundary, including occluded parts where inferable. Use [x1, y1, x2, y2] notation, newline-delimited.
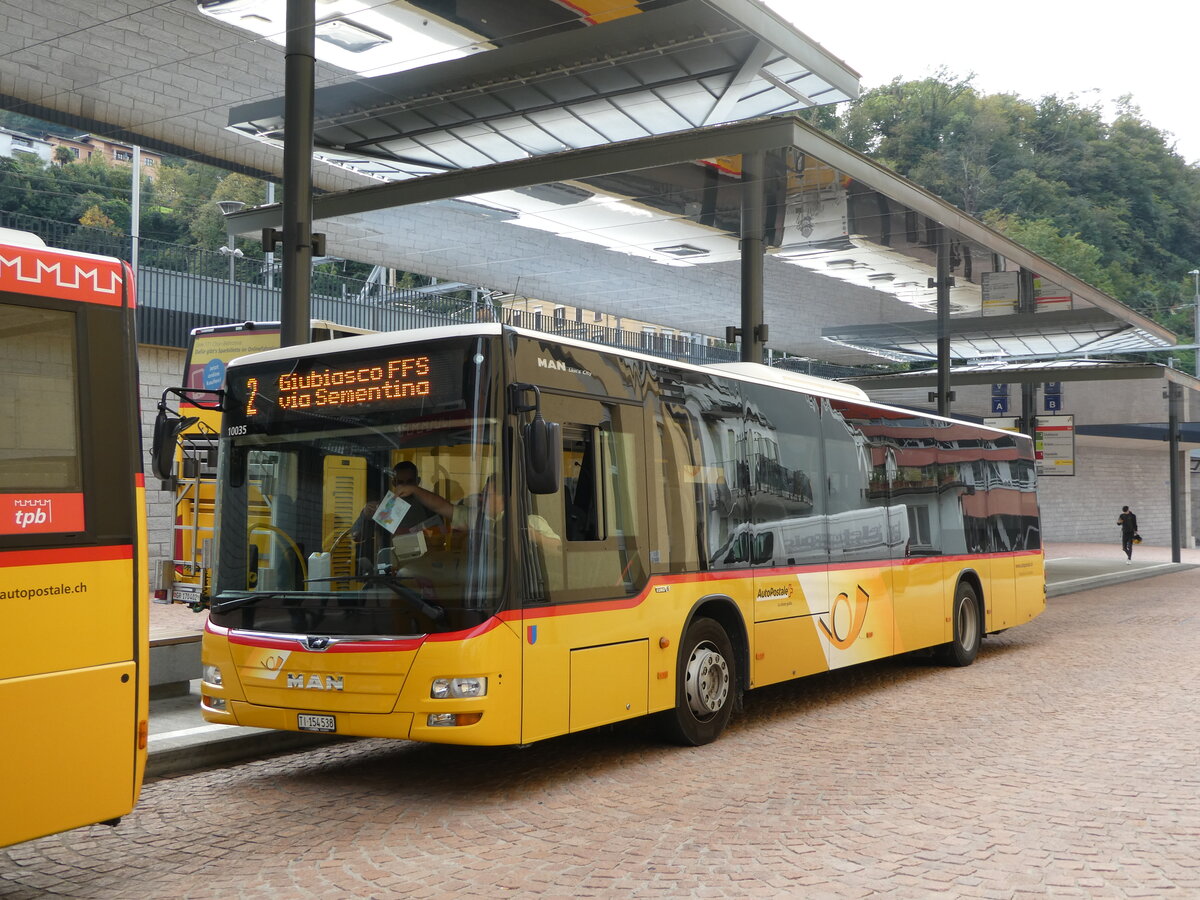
[146, 730, 348, 780]
[1046, 562, 1195, 597]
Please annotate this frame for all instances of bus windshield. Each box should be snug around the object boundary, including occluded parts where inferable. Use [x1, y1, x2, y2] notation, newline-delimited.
[209, 335, 503, 637]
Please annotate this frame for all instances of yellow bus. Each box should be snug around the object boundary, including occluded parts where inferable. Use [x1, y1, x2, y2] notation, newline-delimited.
[0, 229, 148, 846]
[159, 323, 1043, 747]
[162, 320, 373, 606]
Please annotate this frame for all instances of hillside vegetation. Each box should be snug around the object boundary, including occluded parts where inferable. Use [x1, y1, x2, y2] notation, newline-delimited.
[804, 72, 1200, 351]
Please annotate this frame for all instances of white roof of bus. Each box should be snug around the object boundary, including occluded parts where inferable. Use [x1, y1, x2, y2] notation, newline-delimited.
[222, 322, 1026, 441]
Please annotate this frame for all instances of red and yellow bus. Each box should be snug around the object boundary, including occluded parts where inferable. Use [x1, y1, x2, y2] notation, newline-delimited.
[0, 229, 148, 846]
[164, 323, 1043, 747]
[163, 320, 372, 606]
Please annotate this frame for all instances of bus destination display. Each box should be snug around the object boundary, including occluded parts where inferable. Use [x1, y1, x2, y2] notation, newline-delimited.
[229, 345, 466, 428]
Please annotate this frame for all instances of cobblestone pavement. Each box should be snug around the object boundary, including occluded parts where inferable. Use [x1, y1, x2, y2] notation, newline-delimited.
[4, 570, 1199, 899]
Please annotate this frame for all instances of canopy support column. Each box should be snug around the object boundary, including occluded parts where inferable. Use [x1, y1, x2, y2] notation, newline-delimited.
[1018, 269, 1037, 439]
[739, 149, 766, 364]
[279, 0, 317, 348]
[929, 225, 954, 416]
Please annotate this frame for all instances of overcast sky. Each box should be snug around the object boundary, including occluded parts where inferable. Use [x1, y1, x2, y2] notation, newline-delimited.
[767, 0, 1200, 165]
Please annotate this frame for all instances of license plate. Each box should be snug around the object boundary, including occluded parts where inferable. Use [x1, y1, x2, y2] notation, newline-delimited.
[170, 583, 201, 604]
[297, 714, 336, 733]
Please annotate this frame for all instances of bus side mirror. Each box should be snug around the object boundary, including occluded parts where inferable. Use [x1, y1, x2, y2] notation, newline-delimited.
[524, 414, 561, 494]
[510, 382, 561, 494]
[151, 408, 197, 483]
[229, 446, 247, 489]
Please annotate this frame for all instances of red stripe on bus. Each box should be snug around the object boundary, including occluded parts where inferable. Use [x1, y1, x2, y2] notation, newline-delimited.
[0, 544, 133, 567]
[209, 547, 1045, 647]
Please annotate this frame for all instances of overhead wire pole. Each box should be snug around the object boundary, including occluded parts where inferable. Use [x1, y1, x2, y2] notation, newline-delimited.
[1190, 269, 1200, 377]
[279, 0, 317, 348]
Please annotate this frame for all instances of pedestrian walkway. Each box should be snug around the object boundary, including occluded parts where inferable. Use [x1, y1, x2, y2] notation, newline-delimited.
[144, 542, 1197, 778]
[1043, 540, 1198, 597]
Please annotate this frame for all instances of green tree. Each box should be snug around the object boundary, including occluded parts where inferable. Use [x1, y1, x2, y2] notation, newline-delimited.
[818, 73, 1200, 333]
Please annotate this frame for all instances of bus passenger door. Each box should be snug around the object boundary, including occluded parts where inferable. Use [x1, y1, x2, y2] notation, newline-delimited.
[518, 394, 650, 743]
[885, 415, 946, 652]
[821, 401, 895, 668]
[738, 384, 830, 688]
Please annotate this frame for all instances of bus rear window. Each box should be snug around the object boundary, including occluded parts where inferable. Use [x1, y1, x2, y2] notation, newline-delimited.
[0, 304, 81, 491]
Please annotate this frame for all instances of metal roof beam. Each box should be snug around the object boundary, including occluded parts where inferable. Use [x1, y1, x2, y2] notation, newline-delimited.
[227, 116, 801, 233]
[845, 363, 1200, 389]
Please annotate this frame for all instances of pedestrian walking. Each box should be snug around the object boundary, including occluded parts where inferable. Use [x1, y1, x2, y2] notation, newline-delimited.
[1118, 505, 1139, 563]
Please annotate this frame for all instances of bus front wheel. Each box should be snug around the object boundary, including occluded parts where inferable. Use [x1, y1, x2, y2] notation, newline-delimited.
[661, 617, 736, 746]
[936, 581, 981, 667]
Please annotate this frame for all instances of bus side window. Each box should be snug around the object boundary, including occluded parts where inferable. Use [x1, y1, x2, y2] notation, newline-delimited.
[562, 425, 601, 542]
[529, 402, 646, 602]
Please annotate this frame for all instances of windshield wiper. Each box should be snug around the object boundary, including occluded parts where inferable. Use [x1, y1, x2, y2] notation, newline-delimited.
[212, 575, 446, 625]
[210, 592, 293, 614]
[352, 572, 446, 624]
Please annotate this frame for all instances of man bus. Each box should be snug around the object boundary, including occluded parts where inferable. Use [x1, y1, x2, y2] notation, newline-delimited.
[0, 228, 148, 846]
[153, 323, 1043, 748]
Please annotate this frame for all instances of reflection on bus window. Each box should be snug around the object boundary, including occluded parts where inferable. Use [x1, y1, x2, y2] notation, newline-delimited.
[0, 305, 80, 492]
[529, 403, 645, 603]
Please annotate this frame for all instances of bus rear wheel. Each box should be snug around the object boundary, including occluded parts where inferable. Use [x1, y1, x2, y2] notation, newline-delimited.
[936, 581, 981, 667]
[661, 617, 736, 746]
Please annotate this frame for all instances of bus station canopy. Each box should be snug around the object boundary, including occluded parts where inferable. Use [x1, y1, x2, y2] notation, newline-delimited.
[0, 0, 858, 191]
[844, 359, 1200, 389]
[226, 0, 861, 179]
[227, 115, 1177, 367]
[0, 1, 1179, 366]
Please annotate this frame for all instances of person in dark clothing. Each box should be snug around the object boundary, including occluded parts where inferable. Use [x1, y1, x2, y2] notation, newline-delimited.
[1118, 505, 1138, 563]
[352, 461, 444, 573]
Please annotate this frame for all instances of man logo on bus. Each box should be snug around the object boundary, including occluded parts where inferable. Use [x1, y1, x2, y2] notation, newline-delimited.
[286, 674, 344, 691]
[819, 585, 870, 650]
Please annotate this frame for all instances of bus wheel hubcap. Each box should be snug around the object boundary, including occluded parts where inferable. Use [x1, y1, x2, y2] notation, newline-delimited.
[685, 642, 729, 719]
[959, 598, 978, 648]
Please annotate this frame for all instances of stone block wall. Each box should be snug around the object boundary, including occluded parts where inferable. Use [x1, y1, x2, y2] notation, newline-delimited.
[136, 345, 186, 569]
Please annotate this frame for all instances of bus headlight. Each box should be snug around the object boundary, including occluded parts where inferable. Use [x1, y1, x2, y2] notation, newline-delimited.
[202, 664, 223, 686]
[430, 677, 487, 699]
[428, 712, 483, 727]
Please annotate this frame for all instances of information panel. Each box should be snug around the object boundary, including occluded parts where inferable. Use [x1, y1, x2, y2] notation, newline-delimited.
[981, 271, 1019, 316]
[1035, 415, 1075, 476]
